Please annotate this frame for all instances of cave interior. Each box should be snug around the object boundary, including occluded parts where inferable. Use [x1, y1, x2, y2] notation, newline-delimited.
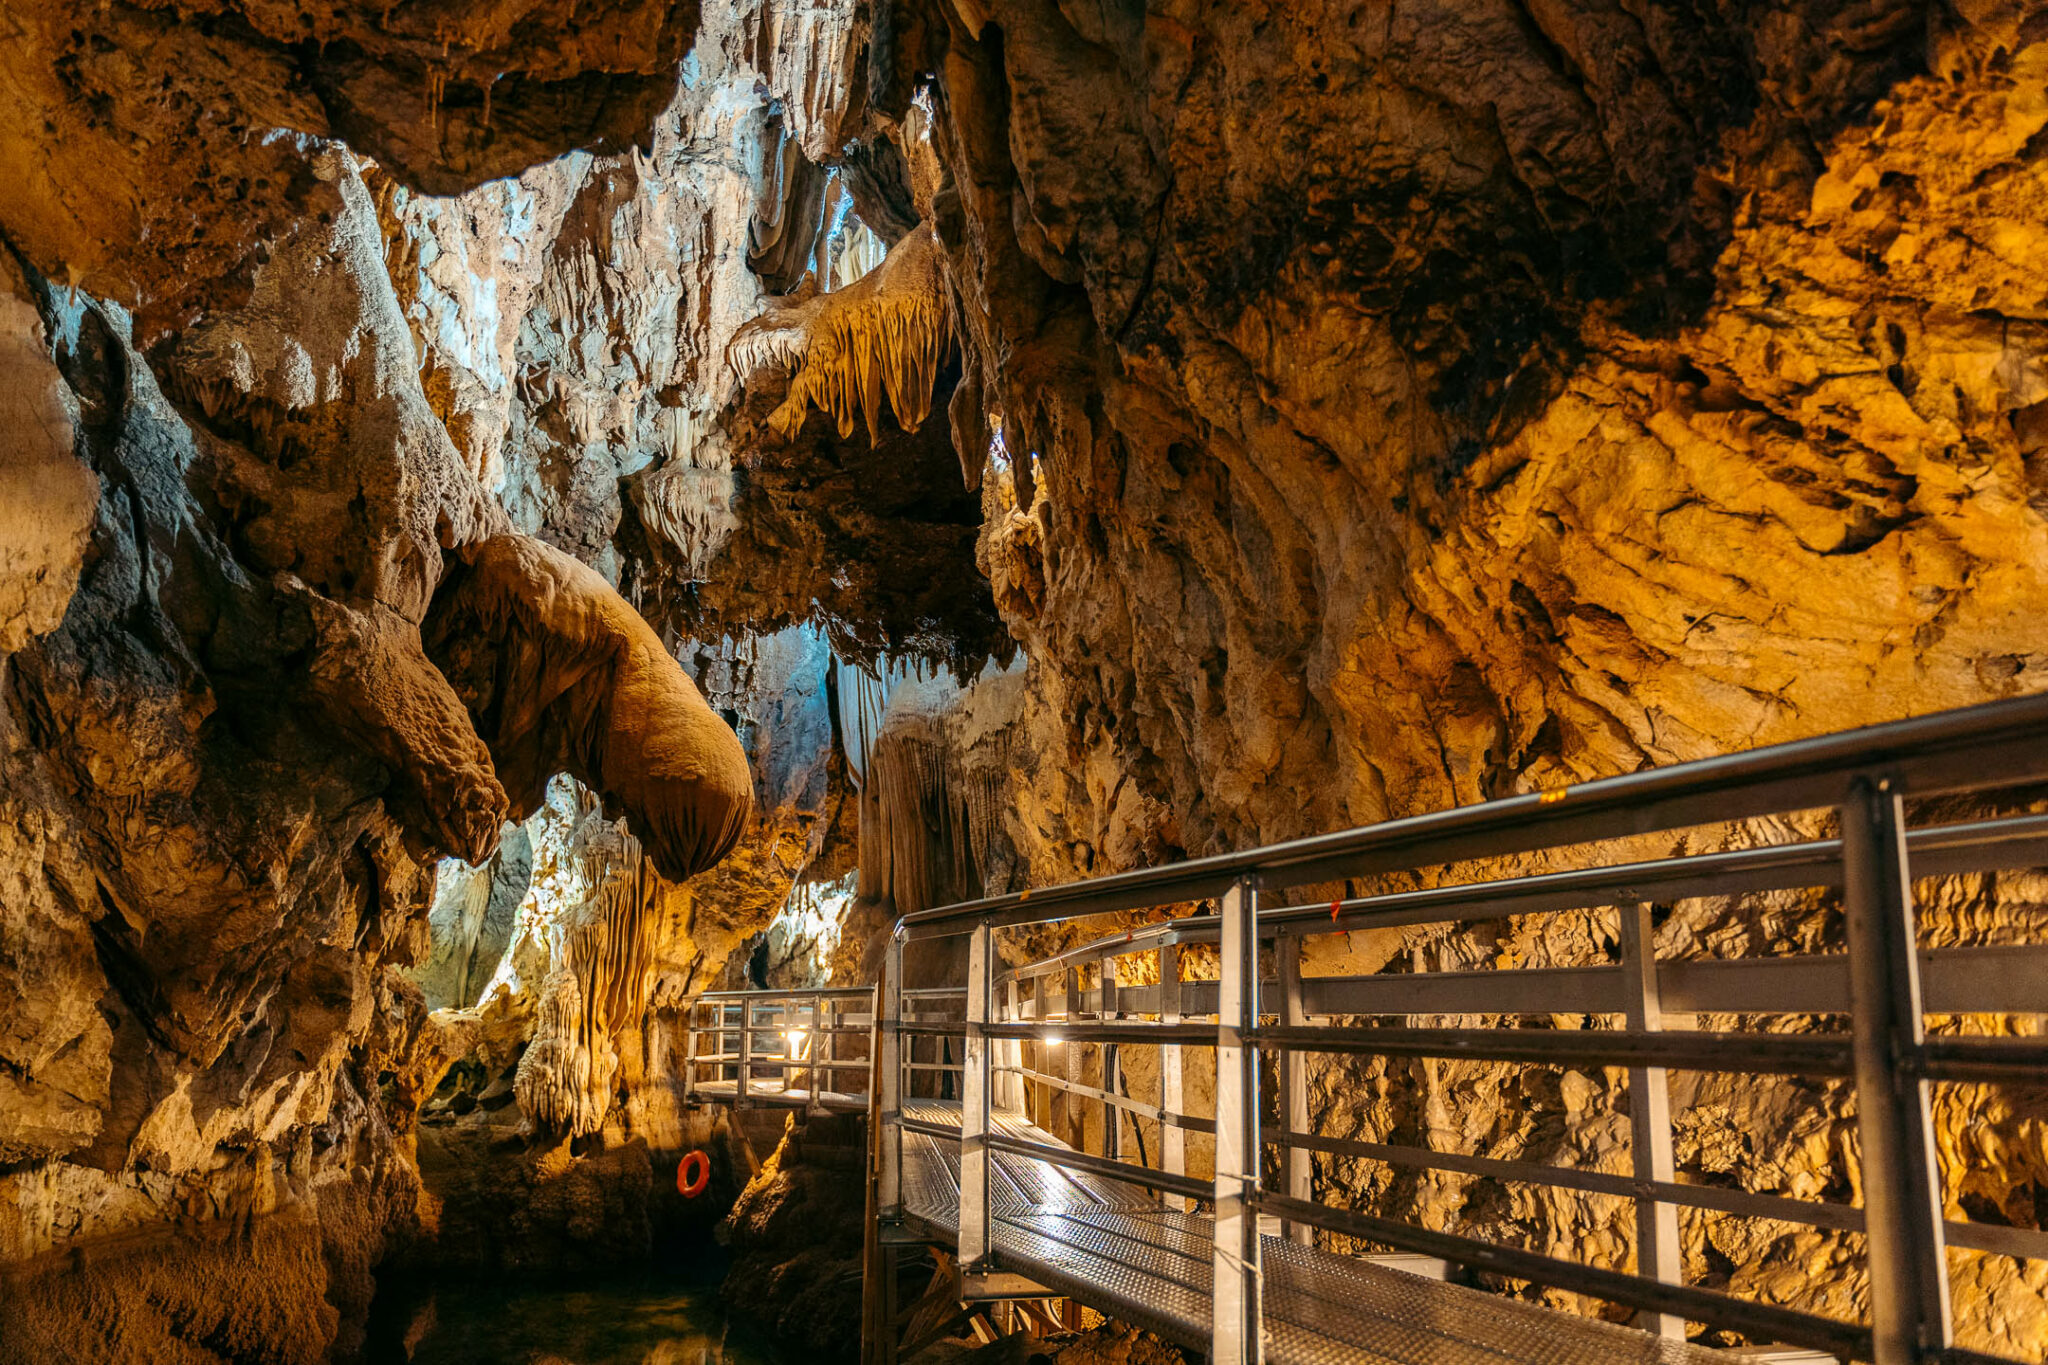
[4, 1, 2048, 1363]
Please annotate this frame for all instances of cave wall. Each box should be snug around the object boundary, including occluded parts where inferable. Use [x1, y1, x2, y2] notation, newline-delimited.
[0, 0, 892, 1357]
[809, 3, 2048, 1353]
[928, 1, 2048, 853]
[0, 168, 477, 1363]
[826, 2, 2048, 1353]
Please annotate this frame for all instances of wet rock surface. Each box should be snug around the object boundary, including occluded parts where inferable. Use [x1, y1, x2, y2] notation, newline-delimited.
[718, 1115, 869, 1362]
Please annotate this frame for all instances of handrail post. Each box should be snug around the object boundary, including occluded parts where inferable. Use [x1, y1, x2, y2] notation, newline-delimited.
[960, 921, 995, 1281]
[1213, 875, 1264, 1365]
[879, 936, 904, 1221]
[1103, 959, 1121, 1163]
[1619, 900, 1682, 1338]
[1065, 964, 1083, 1146]
[684, 997, 699, 1100]
[999, 978, 1022, 1113]
[811, 990, 826, 1114]
[1845, 775, 1951, 1365]
[1160, 941, 1186, 1213]
[1277, 931, 1311, 1246]
[738, 995, 753, 1106]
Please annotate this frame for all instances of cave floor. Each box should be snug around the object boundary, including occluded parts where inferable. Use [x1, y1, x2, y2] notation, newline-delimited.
[894, 1099, 1720, 1365]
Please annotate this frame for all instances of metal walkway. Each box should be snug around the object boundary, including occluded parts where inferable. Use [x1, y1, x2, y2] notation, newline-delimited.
[893, 1098, 1716, 1365]
[688, 1078, 869, 1113]
[682, 694, 2048, 1365]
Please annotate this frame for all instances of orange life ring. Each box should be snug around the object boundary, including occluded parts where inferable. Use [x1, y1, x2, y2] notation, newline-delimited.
[677, 1149, 711, 1198]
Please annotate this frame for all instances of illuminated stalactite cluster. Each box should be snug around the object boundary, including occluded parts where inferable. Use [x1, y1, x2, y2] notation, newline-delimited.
[729, 222, 953, 445]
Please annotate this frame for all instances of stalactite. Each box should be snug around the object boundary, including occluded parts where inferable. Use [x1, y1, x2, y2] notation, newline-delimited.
[829, 216, 887, 292]
[865, 732, 965, 917]
[727, 223, 951, 447]
[748, 117, 831, 294]
[847, 670, 1000, 919]
[834, 656, 910, 790]
[963, 760, 1009, 891]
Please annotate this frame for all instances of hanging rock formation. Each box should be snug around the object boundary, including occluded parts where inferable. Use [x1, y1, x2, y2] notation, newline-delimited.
[0, 0, 704, 336]
[731, 221, 954, 444]
[397, 629, 852, 1276]
[425, 533, 754, 883]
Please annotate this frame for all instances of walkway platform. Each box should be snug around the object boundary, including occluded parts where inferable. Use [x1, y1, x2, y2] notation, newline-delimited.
[894, 1099, 1721, 1365]
[688, 1077, 871, 1113]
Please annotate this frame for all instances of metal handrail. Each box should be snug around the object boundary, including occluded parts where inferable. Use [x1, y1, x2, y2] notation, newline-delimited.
[683, 985, 876, 1113]
[874, 693, 2048, 1365]
[986, 812, 2048, 984]
[695, 985, 879, 1000]
[902, 689, 2048, 938]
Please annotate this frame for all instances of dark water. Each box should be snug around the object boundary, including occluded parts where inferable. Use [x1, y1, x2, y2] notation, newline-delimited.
[363, 1266, 783, 1365]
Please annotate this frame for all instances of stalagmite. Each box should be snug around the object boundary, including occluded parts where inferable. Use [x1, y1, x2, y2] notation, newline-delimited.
[514, 836, 662, 1136]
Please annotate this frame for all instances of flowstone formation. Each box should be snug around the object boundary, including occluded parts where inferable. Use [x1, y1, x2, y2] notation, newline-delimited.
[731, 220, 954, 445]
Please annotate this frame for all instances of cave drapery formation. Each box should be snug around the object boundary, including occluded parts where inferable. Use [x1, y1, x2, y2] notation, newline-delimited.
[5, 0, 2048, 1362]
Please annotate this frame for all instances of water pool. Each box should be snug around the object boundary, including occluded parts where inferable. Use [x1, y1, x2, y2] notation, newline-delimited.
[363, 1267, 784, 1365]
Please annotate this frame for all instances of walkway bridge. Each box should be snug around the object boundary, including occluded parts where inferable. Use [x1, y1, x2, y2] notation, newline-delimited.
[685, 694, 2048, 1365]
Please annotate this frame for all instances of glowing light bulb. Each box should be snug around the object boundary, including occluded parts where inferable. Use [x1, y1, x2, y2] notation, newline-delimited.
[784, 1028, 807, 1053]
[1042, 1031, 1065, 1048]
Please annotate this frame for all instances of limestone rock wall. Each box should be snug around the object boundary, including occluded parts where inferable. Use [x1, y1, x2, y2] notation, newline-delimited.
[869, 3, 2048, 1355]
[925, 2, 2048, 853]
[0, 210, 467, 1361]
[0, 0, 889, 1355]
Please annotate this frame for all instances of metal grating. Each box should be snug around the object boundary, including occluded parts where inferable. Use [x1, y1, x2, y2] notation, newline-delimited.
[687, 1078, 869, 1112]
[895, 1101, 1727, 1365]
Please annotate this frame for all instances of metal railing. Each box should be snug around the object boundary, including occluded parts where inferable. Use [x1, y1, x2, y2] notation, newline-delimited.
[683, 986, 877, 1113]
[875, 691, 2048, 1365]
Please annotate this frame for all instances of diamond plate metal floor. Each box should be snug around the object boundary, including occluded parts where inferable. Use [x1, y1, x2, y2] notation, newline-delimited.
[897, 1099, 1724, 1365]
